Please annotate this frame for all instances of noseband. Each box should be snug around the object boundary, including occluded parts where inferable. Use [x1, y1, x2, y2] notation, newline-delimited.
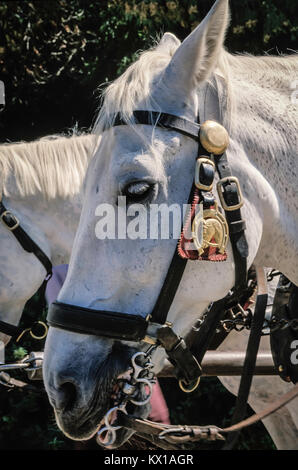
[47, 110, 248, 388]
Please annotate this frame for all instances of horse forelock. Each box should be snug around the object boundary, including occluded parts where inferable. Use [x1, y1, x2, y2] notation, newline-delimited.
[93, 38, 180, 134]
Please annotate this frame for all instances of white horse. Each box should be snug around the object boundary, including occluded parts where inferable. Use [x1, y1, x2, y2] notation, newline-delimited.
[0, 132, 100, 348]
[42, 0, 298, 449]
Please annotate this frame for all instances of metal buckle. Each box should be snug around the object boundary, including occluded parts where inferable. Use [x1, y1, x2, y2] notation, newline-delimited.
[217, 176, 244, 211]
[195, 157, 215, 191]
[0, 210, 20, 231]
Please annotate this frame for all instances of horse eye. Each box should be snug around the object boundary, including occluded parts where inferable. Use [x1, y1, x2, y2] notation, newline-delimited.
[123, 181, 154, 202]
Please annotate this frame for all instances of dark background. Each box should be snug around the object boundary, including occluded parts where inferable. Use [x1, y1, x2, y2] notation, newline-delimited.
[0, 0, 297, 450]
[1, 0, 297, 142]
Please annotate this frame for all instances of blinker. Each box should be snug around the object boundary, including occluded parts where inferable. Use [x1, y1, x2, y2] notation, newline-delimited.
[199, 120, 229, 155]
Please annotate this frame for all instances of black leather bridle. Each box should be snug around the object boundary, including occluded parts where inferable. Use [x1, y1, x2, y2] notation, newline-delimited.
[0, 79, 52, 342]
[47, 110, 248, 387]
[0, 199, 52, 340]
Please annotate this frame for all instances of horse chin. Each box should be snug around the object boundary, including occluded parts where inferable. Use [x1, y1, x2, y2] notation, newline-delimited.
[54, 409, 100, 441]
[53, 374, 151, 447]
[54, 402, 150, 447]
[96, 402, 151, 449]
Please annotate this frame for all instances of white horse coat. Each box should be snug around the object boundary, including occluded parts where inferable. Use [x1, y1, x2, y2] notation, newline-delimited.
[0, 133, 100, 346]
[42, 0, 298, 449]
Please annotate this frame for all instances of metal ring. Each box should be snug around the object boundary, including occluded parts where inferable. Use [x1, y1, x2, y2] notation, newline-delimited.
[131, 351, 147, 368]
[104, 406, 127, 431]
[129, 378, 153, 406]
[179, 377, 200, 393]
[30, 321, 48, 340]
[97, 426, 117, 447]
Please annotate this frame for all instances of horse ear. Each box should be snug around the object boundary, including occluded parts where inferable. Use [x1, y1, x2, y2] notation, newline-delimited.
[156, 32, 181, 54]
[163, 0, 230, 90]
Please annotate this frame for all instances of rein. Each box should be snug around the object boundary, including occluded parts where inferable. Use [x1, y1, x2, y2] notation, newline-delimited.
[116, 383, 298, 450]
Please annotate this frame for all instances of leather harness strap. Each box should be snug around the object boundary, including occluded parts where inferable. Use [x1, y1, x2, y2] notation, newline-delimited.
[0, 199, 52, 339]
[48, 110, 247, 335]
[113, 110, 200, 142]
[0, 200, 53, 278]
[48, 301, 148, 341]
[47, 109, 248, 397]
[118, 383, 298, 446]
[215, 151, 248, 291]
[223, 268, 268, 449]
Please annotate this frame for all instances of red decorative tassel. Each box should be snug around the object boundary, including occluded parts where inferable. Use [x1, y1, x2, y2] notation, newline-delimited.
[178, 188, 227, 262]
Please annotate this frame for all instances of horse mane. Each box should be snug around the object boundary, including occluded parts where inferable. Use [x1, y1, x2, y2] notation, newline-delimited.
[0, 132, 101, 199]
[93, 39, 178, 133]
[94, 35, 297, 142]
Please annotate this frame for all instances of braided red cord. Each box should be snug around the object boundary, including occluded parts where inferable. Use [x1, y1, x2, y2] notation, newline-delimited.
[177, 187, 227, 262]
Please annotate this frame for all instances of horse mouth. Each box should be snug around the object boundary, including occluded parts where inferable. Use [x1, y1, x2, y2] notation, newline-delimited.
[95, 401, 138, 449]
[95, 370, 151, 448]
[54, 368, 151, 448]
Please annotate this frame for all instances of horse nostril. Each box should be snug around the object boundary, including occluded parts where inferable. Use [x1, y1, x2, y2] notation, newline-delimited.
[55, 381, 78, 413]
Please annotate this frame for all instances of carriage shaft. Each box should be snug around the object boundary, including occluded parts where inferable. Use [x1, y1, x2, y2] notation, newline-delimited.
[158, 351, 276, 377]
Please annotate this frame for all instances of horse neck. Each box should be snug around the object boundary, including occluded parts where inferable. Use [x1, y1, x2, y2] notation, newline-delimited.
[206, 53, 298, 281]
[3, 192, 82, 266]
[221, 53, 297, 206]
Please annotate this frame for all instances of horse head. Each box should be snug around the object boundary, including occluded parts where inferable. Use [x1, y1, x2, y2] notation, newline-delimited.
[43, 0, 298, 448]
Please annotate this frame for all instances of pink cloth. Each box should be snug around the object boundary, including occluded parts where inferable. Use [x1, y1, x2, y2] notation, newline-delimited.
[150, 381, 170, 424]
[46, 265, 170, 424]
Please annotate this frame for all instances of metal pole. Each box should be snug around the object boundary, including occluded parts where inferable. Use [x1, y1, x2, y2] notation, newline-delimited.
[158, 351, 276, 377]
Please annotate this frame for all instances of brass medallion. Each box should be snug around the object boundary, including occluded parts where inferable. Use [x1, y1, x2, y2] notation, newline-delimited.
[199, 120, 229, 155]
[192, 204, 229, 255]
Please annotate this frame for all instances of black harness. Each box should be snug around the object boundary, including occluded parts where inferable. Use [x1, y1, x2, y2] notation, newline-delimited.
[47, 110, 248, 384]
[0, 199, 52, 340]
[0, 79, 52, 341]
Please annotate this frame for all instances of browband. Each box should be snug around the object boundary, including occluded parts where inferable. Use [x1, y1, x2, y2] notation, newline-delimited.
[112, 110, 200, 142]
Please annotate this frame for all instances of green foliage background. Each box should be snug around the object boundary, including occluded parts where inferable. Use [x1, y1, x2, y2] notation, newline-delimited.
[0, 0, 297, 142]
[0, 0, 297, 451]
